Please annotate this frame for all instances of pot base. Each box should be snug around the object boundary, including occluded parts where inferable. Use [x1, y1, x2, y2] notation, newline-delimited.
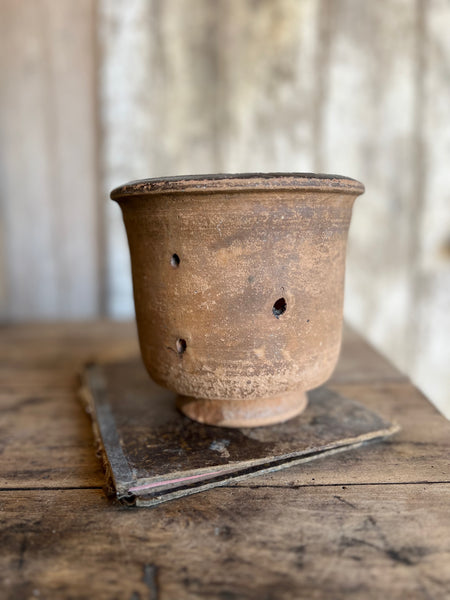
[176, 389, 308, 428]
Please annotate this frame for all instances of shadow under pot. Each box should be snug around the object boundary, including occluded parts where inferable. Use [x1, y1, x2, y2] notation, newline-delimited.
[111, 172, 364, 428]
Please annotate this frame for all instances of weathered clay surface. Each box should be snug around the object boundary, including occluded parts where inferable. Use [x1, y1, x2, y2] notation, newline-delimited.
[177, 390, 308, 428]
[111, 173, 364, 426]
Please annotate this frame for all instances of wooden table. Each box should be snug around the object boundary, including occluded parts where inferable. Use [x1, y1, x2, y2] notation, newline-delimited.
[1, 322, 449, 599]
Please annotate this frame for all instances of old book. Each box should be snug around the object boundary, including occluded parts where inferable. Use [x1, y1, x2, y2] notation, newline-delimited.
[80, 358, 398, 507]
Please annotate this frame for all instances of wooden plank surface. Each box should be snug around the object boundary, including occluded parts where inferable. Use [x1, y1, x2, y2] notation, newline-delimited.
[1, 485, 449, 600]
[0, 322, 449, 599]
[0, 323, 448, 491]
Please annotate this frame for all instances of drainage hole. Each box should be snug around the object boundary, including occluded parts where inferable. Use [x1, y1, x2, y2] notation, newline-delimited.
[272, 297, 287, 318]
[176, 338, 187, 355]
[171, 253, 180, 268]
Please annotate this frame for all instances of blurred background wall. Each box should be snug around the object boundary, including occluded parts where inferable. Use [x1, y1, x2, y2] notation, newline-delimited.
[1, 0, 449, 416]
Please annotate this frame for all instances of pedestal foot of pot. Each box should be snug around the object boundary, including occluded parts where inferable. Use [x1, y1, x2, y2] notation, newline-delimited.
[176, 389, 308, 428]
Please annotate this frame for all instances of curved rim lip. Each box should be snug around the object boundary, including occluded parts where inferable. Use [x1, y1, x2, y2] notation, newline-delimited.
[110, 172, 365, 200]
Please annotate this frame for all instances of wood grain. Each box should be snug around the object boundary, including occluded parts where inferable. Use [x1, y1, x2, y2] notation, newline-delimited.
[238, 381, 450, 488]
[0, 0, 448, 416]
[318, 0, 417, 365]
[1, 485, 449, 599]
[0, 323, 447, 492]
[0, 321, 449, 598]
[0, 0, 99, 319]
[0, 0, 448, 415]
[412, 0, 450, 416]
[0, 322, 136, 489]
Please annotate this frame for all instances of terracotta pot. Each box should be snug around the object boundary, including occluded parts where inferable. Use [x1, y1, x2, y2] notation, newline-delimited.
[111, 173, 364, 427]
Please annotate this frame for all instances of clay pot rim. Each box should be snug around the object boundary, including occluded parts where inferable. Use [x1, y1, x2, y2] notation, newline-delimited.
[110, 172, 365, 200]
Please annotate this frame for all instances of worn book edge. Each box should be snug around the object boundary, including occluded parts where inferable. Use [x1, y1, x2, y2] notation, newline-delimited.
[79, 364, 399, 507]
